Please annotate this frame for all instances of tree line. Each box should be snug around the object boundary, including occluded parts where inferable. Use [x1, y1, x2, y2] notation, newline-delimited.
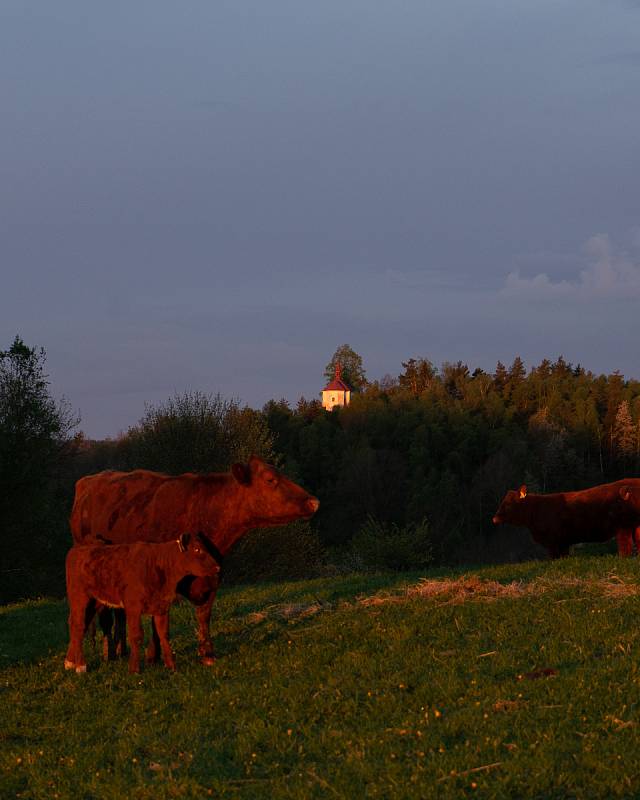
[3, 337, 640, 601]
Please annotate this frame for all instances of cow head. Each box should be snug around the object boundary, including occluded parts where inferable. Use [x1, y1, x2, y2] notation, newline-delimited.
[619, 485, 640, 511]
[177, 532, 220, 577]
[231, 455, 320, 526]
[492, 485, 527, 525]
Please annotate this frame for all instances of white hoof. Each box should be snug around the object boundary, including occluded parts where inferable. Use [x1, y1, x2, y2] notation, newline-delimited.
[75, 664, 87, 673]
[64, 659, 75, 670]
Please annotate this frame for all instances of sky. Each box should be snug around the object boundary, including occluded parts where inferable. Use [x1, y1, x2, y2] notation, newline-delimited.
[2, 1, 640, 438]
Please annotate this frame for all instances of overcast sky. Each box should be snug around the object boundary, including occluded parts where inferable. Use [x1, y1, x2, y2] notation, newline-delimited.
[2, 1, 640, 438]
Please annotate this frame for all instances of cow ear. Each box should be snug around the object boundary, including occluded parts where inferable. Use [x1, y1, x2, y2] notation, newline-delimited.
[620, 486, 632, 501]
[232, 462, 251, 485]
[519, 485, 527, 499]
[178, 532, 190, 552]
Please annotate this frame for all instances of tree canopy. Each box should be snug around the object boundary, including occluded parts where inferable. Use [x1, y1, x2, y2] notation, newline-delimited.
[0, 336, 79, 602]
[324, 344, 367, 391]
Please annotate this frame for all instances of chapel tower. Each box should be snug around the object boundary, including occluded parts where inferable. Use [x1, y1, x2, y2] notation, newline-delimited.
[321, 363, 351, 410]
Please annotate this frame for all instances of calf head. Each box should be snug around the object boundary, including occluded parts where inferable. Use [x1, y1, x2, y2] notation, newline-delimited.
[177, 533, 220, 577]
[492, 485, 528, 525]
[231, 455, 320, 526]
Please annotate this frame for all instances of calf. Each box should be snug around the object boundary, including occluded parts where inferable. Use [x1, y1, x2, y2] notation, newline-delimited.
[492, 480, 640, 558]
[65, 533, 219, 674]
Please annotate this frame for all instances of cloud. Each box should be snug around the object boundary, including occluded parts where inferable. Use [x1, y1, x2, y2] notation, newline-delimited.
[385, 268, 468, 290]
[501, 234, 640, 300]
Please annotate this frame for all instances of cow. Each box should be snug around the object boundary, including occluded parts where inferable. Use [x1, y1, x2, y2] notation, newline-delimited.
[69, 455, 320, 665]
[492, 480, 640, 558]
[65, 533, 220, 673]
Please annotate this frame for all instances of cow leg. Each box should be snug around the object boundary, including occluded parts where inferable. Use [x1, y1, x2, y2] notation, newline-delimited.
[195, 598, 217, 665]
[634, 527, 640, 555]
[98, 606, 117, 661]
[127, 610, 143, 674]
[145, 618, 161, 665]
[153, 614, 176, 671]
[114, 609, 128, 658]
[179, 575, 219, 666]
[616, 529, 634, 557]
[65, 594, 90, 673]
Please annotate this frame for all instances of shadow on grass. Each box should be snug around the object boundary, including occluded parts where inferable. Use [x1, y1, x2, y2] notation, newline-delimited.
[0, 599, 68, 668]
[0, 574, 415, 670]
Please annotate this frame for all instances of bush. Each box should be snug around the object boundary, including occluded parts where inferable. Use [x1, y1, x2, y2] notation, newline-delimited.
[349, 516, 433, 572]
[115, 391, 274, 474]
[223, 520, 325, 584]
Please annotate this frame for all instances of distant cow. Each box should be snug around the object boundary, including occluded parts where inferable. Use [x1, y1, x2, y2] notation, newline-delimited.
[492, 480, 640, 558]
[65, 533, 219, 673]
[70, 456, 320, 665]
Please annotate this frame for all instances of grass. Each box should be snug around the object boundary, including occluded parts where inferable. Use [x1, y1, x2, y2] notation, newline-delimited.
[3, 557, 640, 798]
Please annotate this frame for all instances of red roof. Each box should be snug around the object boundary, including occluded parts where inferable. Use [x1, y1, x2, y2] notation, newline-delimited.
[324, 378, 350, 391]
[323, 362, 351, 392]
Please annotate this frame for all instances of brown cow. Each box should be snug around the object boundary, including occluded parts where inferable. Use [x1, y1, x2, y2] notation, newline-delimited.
[65, 533, 219, 673]
[70, 455, 319, 665]
[492, 480, 640, 558]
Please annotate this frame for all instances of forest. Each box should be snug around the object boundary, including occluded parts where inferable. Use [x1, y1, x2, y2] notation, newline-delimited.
[3, 337, 640, 603]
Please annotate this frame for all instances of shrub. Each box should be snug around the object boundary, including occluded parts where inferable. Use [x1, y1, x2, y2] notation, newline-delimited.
[349, 516, 433, 572]
[115, 391, 274, 474]
[223, 520, 325, 584]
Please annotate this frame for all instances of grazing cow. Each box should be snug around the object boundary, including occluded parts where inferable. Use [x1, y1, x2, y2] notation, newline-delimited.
[65, 533, 219, 673]
[70, 455, 320, 665]
[492, 480, 640, 558]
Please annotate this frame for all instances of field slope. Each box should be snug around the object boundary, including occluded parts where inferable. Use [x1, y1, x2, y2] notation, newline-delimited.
[3, 557, 640, 799]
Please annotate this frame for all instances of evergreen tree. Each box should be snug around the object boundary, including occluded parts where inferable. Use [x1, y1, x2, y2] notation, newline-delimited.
[398, 358, 436, 396]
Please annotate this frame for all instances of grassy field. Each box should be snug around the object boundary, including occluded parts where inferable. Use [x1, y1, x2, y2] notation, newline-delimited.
[3, 557, 640, 799]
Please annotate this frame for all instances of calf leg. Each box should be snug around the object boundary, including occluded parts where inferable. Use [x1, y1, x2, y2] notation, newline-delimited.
[616, 529, 634, 557]
[153, 614, 176, 671]
[127, 610, 144, 674]
[65, 594, 91, 673]
[145, 618, 161, 665]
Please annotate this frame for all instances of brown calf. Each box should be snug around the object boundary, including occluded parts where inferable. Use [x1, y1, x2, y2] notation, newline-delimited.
[65, 533, 219, 673]
[69, 456, 319, 665]
[492, 479, 640, 558]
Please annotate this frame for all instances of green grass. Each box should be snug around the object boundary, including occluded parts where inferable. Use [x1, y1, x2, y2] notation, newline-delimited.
[3, 557, 640, 798]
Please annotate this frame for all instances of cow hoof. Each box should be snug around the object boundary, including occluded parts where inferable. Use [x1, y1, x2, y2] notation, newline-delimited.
[200, 656, 216, 667]
[75, 665, 87, 674]
[64, 659, 75, 671]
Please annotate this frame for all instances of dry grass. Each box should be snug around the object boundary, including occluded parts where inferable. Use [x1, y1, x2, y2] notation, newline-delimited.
[358, 572, 640, 608]
[241, 572, 640, 630]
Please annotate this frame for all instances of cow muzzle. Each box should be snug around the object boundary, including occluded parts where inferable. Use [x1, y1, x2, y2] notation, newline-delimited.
[492, 515, 501, 524]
